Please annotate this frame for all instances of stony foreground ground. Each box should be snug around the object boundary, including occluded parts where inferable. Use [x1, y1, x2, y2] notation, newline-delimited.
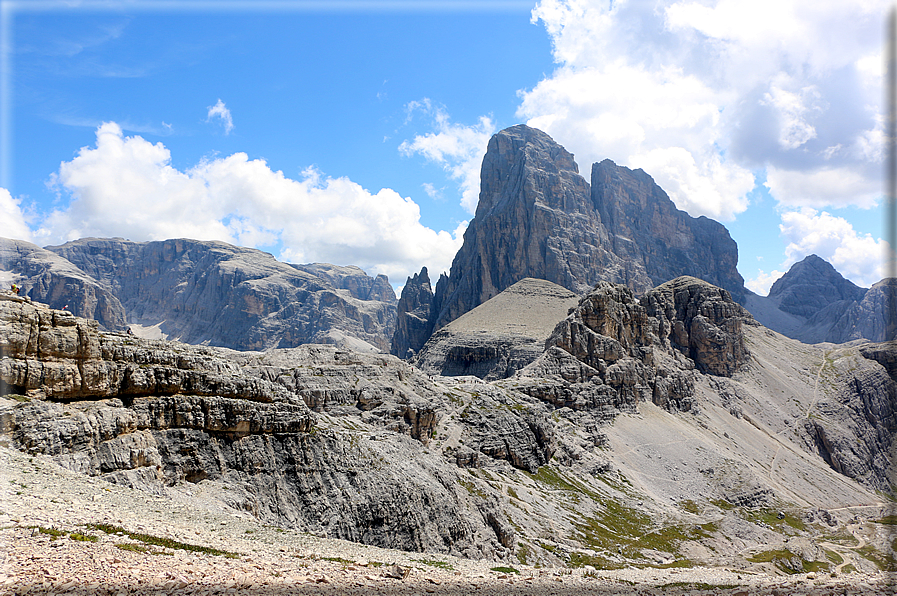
[1, 446, 893, 596]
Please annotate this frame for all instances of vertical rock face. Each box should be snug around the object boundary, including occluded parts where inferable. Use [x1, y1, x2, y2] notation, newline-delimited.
[591, 160, 745, 302]
[390, 267, 436, 358]
[641, 276, 753, 377]
[293, 263, 396, 303]
[45, 237, 397, 352]
[392, 125, 746, 357]
[428, 125, 633, 333]
[0, 238, 127, 332]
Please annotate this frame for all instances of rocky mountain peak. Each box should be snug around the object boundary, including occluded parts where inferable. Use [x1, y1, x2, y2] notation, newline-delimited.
[767, 254, 866, 318]
[393, 125, 747, 357]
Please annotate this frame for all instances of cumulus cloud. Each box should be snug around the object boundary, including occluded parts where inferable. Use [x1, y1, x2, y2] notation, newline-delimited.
[0, 188, 32, 243]
[206, 99, 234, 134]
[745, 268, 787, 296]
[37, 122, 463, 284]
[778, 207, 887, 288]
[399, 100, 496, 214]
[520, 0, 886, 216]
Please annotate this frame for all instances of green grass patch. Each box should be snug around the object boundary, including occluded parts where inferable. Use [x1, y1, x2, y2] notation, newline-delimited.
[516, 543, 531, 566]
[710, 499, 735, 511]
[740, 508, 806, 532]
[823, 549, 843, 564]
[840, 564, 856, 574]
[5, 394, 30, 402]
[568, 551, 623, 570]
[411, 558, 454, 570]
[490, 566, 519, 574]
[854, 545, 897, 572]
[822, 532, 859, 546]
[69, 532, 98, 542]
[321, 556, 355, 565]
[875, 514, 897, 525]
[32, 526, 66, 539]
[115, 543, 152, 554]
[679, 500, 700, 514]
[88, 523, 239, 558]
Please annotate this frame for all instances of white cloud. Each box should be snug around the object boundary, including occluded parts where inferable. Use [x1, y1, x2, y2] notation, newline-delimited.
[0, 188, 32, 242]
[765, 165, 880, 209]
[206, 99, 234, 134]
[36, 123, 463, 285]
[521, 0, 887, 216]
[399, 100, 496, 214]
[778, 207, 887, 287]
[745, 269, 786, 296]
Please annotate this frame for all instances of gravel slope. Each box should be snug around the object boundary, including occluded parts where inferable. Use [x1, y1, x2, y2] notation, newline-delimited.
[1, 446, 892, 596]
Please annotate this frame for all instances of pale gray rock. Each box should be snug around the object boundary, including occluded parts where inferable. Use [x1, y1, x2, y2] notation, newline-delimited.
[46, 237, 396, 352]
[0, 296, 532, 557]
[293, 262, 396, 303]
[413, 278, 579, 380]
[0, 237, 126, 331]
[642, 276, 754, 377]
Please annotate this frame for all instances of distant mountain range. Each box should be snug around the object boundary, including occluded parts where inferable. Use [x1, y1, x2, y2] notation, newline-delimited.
[0, 125, 890, 358]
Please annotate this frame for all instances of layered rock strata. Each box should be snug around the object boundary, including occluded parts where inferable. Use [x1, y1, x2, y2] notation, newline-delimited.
[0, 295, 517, 556]
[40, 237, 396, 352]
[412, 278, 579, 380]
[0, 238, 127, 332]
[515, 277, 754, 416]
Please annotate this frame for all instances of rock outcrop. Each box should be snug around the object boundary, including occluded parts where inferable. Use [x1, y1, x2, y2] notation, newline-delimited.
[0, 294, 520, 557]
[412, 278, 579, 381]
[392, 125, 745, 356]
[390, 267, 436, 359]
[591, 160, 745, 303]
[0, 238, 127, 332]
[41, 237, 396, 352]
[2, 290, 893, 568]
[516, 277, 753, 416]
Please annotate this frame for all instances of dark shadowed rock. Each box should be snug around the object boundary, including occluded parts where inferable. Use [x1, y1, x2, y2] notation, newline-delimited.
[45, 237, 396, 352]
[591, 160, 745, 302]
[391, 267, 436, 359]
[768, 255, 866, 318]
[0, 238, 127, 331]
[412, 278, 579, 380]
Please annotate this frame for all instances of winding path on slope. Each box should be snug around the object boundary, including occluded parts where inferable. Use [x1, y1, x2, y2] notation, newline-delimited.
[769, 347, 826, 475]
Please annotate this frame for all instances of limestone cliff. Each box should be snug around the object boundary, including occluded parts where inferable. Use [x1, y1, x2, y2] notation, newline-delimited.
[1, 292, 893, 568]
[0, 238, 127, 332]
[393, 125, 746, 356]
[43, 237, 396, 352]
[390, 267, 436, 359]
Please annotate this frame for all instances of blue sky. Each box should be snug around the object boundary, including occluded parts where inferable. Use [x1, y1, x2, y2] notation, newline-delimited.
[0, 0, 890, 295]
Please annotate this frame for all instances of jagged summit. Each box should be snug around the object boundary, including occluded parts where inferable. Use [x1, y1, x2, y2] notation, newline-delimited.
[393, 124, 746, 357]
